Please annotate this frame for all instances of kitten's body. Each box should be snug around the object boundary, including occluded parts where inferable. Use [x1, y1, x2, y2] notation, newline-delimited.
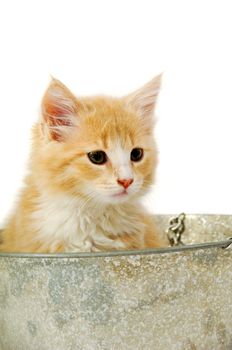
[1, 76, 165, 253]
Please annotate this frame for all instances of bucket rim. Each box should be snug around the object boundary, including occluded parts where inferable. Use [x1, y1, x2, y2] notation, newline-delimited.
[0, 238, 231, 259]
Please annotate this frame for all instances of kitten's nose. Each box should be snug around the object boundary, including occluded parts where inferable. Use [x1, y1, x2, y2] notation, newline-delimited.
[117, 178, 134, 189]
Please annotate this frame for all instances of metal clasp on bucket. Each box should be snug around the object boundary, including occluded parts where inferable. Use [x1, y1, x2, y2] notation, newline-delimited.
[167, 213, 186, 246]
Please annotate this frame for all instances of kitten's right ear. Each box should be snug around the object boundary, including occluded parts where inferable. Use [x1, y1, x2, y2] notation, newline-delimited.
[124, 74, 162, 129]
[41, 78, 80, 141]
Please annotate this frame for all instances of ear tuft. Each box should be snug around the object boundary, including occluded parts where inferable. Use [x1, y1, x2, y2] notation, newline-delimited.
[41, 78, 79, 141]
[124, 74, 162, 128]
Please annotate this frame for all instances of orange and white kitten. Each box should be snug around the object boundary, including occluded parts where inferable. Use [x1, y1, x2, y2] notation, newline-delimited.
[1, 75, 165, 253]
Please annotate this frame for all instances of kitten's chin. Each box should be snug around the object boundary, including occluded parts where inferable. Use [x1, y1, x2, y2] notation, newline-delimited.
[103, 189, 142, 205]
[107, 196, 130, 205]
[112, 189, 128, 198]
[101, 186, 148, 205]
[93, 190, 131, 205]
[110, 190, 130, 203]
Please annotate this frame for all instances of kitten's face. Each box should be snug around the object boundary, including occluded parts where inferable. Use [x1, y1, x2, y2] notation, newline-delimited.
[34, 76, 161, 206]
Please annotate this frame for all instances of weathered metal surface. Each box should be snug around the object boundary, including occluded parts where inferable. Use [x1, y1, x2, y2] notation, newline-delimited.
[1, 215, 232, 350]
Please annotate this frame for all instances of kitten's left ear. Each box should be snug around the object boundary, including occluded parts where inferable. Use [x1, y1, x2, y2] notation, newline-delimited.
[41, 78, 81, 142]
[124, 74, 162, 127]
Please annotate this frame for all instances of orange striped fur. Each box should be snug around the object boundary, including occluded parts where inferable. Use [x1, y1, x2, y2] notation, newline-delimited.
[0, 75, 166, 252]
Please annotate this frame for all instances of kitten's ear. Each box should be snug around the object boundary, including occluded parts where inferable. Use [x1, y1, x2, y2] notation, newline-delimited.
[124, 74, 162, 127]
[41, 78, 80, 141]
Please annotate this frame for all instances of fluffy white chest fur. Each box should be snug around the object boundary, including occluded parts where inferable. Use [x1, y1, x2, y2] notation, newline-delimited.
[31, 193, 145, 252]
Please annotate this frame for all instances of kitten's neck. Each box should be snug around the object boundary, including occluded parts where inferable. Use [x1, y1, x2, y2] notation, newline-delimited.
[28, 185, 144, 252]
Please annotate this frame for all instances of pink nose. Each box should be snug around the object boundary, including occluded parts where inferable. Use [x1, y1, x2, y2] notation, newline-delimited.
[117, 178, 134, 189]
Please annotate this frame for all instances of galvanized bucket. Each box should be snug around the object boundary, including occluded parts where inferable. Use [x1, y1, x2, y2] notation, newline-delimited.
[1, 214, 232, 350]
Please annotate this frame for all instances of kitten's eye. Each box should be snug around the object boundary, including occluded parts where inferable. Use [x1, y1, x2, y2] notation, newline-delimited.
[131, 148, 144, 162]
[87, 151, 107, 165]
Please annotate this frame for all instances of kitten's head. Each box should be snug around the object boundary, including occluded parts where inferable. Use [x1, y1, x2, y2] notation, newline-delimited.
[33, 75, 162, 206]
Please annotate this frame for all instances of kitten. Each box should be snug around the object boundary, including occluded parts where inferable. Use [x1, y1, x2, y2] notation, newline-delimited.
[0, 75, 165, 253]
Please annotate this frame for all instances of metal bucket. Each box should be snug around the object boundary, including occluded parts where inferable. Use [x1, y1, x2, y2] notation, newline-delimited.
[1, 214, 232, 350]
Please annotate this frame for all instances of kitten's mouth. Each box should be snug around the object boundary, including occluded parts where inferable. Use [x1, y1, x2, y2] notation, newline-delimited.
[112, 190, 128, 198]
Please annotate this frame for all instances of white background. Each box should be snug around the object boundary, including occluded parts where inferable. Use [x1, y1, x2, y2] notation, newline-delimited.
[0, 0, 232, 226]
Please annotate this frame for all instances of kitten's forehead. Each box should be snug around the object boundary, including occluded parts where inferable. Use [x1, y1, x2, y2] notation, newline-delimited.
[108, 139, 130, 158]
[82, 97, 143, 148]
